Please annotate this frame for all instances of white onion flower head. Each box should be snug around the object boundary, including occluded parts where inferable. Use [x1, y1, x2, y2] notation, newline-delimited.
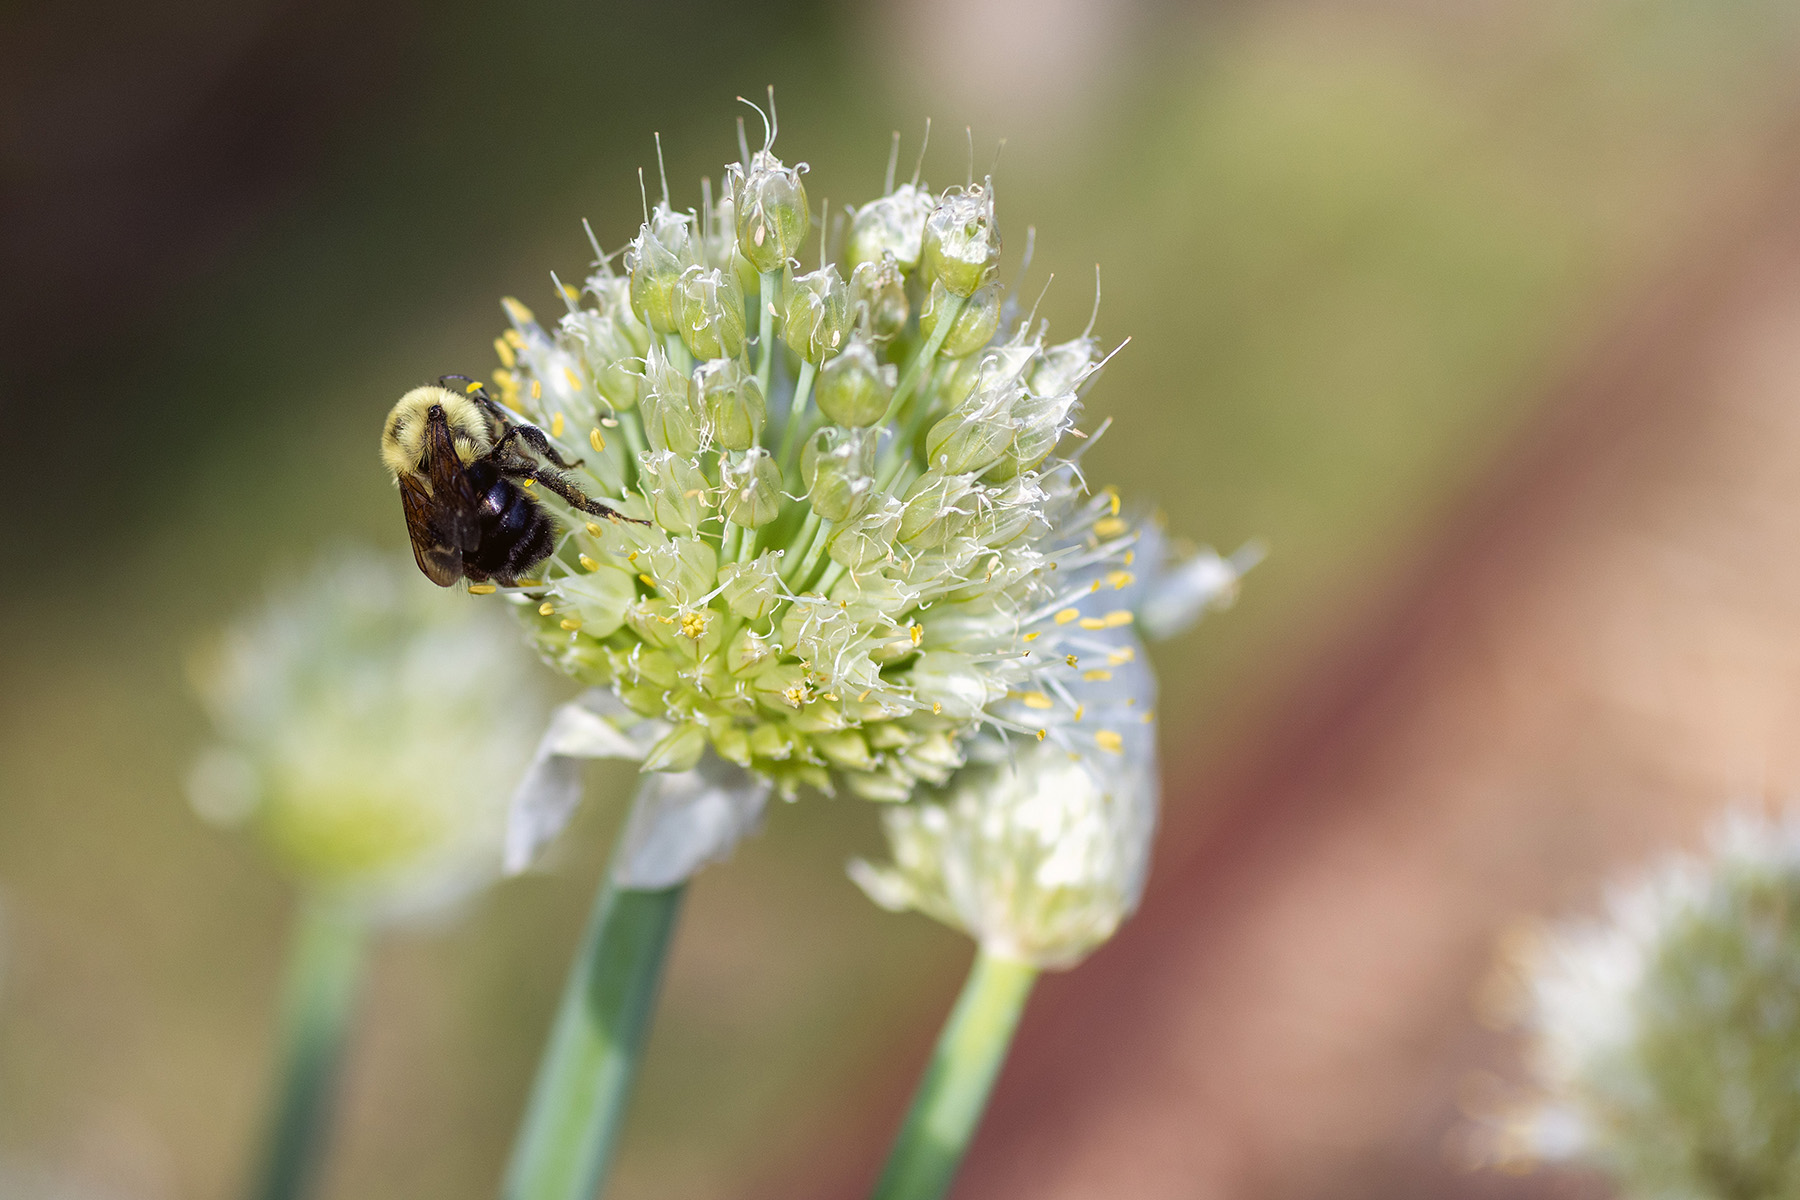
[468, 105, 1255, 880]
[1497, 809, 1800, 1198]
[187, 549, 546, 920]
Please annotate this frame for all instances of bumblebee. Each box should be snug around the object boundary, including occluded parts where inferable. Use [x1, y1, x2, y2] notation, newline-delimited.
[380, 378, 639, 587]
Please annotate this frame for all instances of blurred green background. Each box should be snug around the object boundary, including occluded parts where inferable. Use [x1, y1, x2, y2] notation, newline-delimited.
[4, 1, 1799, 1196]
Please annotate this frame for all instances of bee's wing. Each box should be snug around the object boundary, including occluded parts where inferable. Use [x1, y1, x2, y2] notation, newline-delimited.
[400, 474, 465, 587]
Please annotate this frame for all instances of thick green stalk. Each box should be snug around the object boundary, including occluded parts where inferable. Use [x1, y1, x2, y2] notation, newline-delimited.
[248, 896, 369, 1200]
[500, 829, 686, 1200]
[756, 270, 781, 396]
[776, 358, 818, 472]
[870, 950, 1038, 1200]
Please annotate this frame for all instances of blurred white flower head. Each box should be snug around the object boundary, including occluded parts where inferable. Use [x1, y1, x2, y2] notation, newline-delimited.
[1491, 809, 1800, 1197]
[188, 549, 546, 920]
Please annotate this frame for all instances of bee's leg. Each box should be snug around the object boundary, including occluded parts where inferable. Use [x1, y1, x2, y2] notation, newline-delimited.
[495, 423, 582, 470]
[514, 468, 649, 525]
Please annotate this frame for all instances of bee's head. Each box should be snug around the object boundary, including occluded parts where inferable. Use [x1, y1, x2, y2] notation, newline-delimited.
[380, 385, 493, 478]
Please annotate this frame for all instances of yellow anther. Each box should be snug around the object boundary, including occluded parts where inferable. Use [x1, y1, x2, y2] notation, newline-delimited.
[909, 624, 923, 646]
[824, 693, 839, 702]
[1054, 608, 1079, 625]
[590, 428, 606, 452]
[1108, 646, 1136, 664]
[516, 578, 543, 588]
[586, 522, 603, 536]
[538, 602, 555, 616]
[782, 684, 808, 708]
[679, 611, 709, 639]
[562, 282, 580, 301]
[502, 297, 535, 325]
[1079, 617, 1105, 630]
[551, 412, 565, 438]
[560, 618, 582, 631]
[627, 551, 638, 562]
[1094, 517, 1127, 537]
[1104, 610, 1133, 627]
[503, 328, 526, 350]
[1036, 729, 1047, 741]
[1106, 570, 1136, 590]
[1108, 490, 1121, 516]
[1021, 692, 1053, 710]
[1095, 730, 1124, 754]
[468, 583, 497, 595]
[1024, 631, 1041, 642]
[1073, 704, 1086, 721]
[639, 573, 655, 587]
[1089, 580, 1101, 593]
[521, 478, 535, 489]
[494, 337, 516, 368]
[1065, 654, 1079, 667]
[932, 702, 943, 715]
[858, 690, 871, 702]
[465, 379, 484, 393]
[563, 367, 582, 393]
[579, 554, 599, 572]
[1083, 669, 1113, 682]
[1123, 549, 1136, 565]
[1142, 711, 1155, 724]
[531, 379, 542, 400]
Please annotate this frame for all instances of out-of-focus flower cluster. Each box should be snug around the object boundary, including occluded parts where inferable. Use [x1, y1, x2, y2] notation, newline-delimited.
[1476, 810, 1800, 1199]
[187, 550, 546, 918]
[473, 112, 1245, 842]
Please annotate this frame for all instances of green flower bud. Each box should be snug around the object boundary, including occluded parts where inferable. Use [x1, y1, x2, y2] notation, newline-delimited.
[920, 181, 1000, 297]
[984, 387, 1078, 482]
[566, 310, 645, 411]
[731, 151, 810, 274]
[670, 264, 747, 362]
[846, 183, 936, 271]
[726, 625, 777, 676]
[642, 722, 707, 773]
[719, 448, 783, 528]
[814, 334, 896, 428]
[626, 204, 700, 335]
[828, 500, 902, 570]
[919, 280, 1001, 358]
[925, 383, 1019, 476]
[719, 551, 783, 621]
[801, 426, 877, 522]
[694, 357, 765, 451]
[637, 345, 702, 455]
[552, 563, 637, 638]
[638, 450, 709, 536]
[640, 537, 717, 607]
[906, 650, 1005, 719]
[898, 469, 976, 547]
[1030, 335, 1099, 397]
[782, 266, 850, 364]
[848, 254, 909, 343]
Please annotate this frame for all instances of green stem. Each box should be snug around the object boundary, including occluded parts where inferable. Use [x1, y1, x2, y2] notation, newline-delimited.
[248, 896, 369, 1200]
[756, 270, 781, 396]
[870, 950, 1037, 1200]
[777, 358, 818, 473]
[874, 296, 966, 489]
[500, 820, 686, 1200]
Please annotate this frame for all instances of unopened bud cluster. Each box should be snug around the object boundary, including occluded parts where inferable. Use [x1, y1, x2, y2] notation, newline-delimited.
[480, 115, 1155, 806]
[186, 551, 544, 917]
[1481, 811, 1800, 1199]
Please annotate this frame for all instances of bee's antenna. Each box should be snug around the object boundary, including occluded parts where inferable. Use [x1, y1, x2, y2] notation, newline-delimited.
[911, 117, 931, 188]
[654, 132, 670, 209]
[1083, 265, 1103, 340]
[884, 131, 901, 194]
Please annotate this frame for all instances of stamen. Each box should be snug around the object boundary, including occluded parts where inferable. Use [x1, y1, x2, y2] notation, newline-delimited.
[538, 602, 555, 616]
[468, 584, 497, 595]
[1054, 608, 1079, 625]
[1095, 730, 1124, 754]
[590, 428, 606, 452]
[551, 412, 565, 438]
[560, 618, 582, 631]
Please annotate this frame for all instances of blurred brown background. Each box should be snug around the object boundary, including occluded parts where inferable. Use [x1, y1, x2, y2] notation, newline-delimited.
[6, 1, 1800, 1198]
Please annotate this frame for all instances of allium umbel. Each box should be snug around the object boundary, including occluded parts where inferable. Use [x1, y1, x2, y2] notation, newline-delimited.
[459, 108, 1245, 873]
[187, 551, 545, 917]
[1482, 811, 1800, 1198]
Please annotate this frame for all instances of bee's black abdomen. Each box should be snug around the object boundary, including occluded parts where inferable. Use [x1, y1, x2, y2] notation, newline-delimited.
[461, 466, 557, 586]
